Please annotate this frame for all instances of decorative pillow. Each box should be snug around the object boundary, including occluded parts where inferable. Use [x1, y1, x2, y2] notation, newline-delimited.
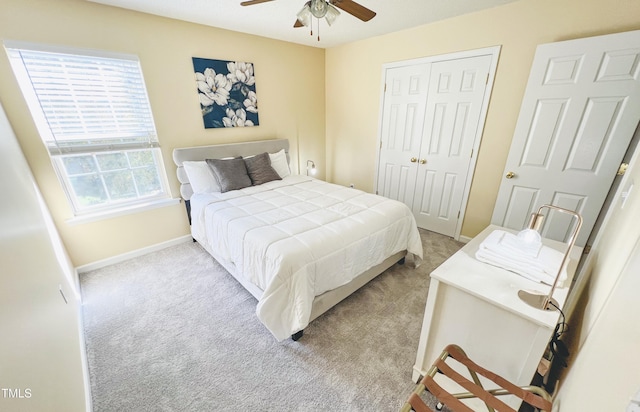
[182, 161, 221, 193]
[244, 152, 282, 186]
[269, 149, 290, 178]
[206, 157, 252, 193]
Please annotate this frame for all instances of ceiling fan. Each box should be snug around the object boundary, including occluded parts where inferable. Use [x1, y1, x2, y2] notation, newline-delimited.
[240, 0, 376, 40]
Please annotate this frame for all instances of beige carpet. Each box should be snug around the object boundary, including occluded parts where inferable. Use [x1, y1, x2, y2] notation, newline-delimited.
[80, 229, 463, 411]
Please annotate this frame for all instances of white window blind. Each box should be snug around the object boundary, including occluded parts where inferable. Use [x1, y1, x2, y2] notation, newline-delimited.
[6, 45, 158, 154]
[5, 42, 172, 217]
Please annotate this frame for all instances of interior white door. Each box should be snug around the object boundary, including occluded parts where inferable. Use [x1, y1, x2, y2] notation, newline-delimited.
[376, 63, 430, 207]
[492, 30, 640, 246]
[412, 55, 493, 235]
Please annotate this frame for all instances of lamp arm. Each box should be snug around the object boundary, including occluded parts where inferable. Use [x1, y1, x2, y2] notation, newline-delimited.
[535, 205, 583, 310]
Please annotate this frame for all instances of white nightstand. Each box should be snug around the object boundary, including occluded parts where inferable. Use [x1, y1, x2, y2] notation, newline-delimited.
[412, 224, 582, 409]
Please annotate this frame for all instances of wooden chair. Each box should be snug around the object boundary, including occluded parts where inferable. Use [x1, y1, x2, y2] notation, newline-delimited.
[401, 344, 553, 412]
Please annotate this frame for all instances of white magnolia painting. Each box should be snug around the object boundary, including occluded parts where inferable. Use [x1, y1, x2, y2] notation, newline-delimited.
[193, 57, 259, 129]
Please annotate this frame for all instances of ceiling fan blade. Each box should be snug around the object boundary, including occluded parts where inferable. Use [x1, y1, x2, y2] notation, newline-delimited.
[294, 19, 304, 28]
[240, 0, 276, 6]
[331, 0, 376, 22]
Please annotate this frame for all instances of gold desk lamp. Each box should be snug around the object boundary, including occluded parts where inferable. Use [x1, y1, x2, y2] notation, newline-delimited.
[517, 204, 583, 311]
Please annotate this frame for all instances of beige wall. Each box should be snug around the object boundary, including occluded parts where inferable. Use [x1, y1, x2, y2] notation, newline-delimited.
[325, 0, 640, 240]
[0, 101, 88, 412]
[555, 143, 640, 410]
[0, 0, 326, 266]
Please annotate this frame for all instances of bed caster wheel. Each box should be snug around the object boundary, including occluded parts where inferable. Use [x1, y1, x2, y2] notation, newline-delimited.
[291, 330, 304, 341]
[436, 402, 444, 411]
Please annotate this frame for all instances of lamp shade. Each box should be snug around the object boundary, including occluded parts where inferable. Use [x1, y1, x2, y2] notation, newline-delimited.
[325, 5, 340, 26]
[306, 160, 316, 176]
[296, 3, 312, 27]
[309, 0, 329, 18]
[518, 204, 582, 311]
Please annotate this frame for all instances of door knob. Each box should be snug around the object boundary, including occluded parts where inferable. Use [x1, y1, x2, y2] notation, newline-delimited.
[410, 157, 417, 163]
[506, 171, 516, 179]
[419, 159, 426, 164]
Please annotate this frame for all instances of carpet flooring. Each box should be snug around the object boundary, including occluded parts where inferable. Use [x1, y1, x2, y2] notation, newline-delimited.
[80, 229, 463, 411]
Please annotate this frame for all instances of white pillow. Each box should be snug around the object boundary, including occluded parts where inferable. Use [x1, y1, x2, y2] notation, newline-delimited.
[182, 161, 221, 193]
[269, 149, 290, 178]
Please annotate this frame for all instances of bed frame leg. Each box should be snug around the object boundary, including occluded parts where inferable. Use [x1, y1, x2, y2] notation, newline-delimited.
[291, 330, 304, 341]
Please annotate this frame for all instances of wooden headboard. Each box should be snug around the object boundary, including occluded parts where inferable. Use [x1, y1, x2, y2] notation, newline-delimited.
[172, 138, 290, 201]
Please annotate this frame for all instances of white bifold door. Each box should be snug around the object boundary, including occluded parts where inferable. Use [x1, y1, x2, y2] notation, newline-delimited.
[491, 30, 640, 247]
[376, 47, 500, 238]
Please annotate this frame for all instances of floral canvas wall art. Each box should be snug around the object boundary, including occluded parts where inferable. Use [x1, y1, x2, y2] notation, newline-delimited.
[193, 57, 259, 128]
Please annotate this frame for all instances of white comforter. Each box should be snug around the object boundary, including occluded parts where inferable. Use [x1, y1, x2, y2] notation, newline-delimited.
[190, 175, 423, 340]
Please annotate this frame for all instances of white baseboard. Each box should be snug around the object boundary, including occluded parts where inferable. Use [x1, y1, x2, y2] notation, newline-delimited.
[458, 235, 472, 244]
[76, 235, 193, 274]
[75, 295, 93, 412]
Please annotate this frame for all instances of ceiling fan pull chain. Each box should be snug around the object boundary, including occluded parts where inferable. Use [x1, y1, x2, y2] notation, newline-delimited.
[317, 17, 320, 41]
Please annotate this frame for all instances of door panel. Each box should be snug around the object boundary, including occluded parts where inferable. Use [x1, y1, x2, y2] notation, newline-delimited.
[380, 162, 414, 205]
[413, 55, 492, 235]
[492, 30, 640, 246]
[376, 64, 429, 207]
[545, 192, 586, 241]
[502, 186, 540, 229]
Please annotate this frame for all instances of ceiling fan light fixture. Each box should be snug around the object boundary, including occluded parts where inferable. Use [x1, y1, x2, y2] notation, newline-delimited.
[296, 3, 312, 27]
[325, 4, 340, 26]
[309, 0, 329, 18]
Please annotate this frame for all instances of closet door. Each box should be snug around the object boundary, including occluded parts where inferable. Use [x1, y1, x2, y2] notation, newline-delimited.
[376, 63, 430, 208]
[376, 47, 499, 238]
[412, 55, 493, 236]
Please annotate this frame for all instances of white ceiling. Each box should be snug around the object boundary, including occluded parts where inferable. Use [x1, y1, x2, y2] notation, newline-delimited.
[87, 0, 519, 48]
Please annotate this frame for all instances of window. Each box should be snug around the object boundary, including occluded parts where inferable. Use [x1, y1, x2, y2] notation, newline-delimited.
[5, 41, 172, 217]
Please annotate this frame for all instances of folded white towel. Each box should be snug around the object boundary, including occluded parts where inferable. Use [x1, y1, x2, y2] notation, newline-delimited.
[500, 230, 542, 258]
[475, 230, 567, 285]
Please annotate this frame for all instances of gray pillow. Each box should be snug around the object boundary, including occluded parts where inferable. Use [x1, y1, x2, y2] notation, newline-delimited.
[206, 157, 252, 193]
[244, 152, 282, 186]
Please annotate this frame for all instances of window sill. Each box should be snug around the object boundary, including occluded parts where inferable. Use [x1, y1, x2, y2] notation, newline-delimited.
[66, 197, 181, 226]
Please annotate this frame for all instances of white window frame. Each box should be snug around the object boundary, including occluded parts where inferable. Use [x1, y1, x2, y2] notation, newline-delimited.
[4, 41, 175, 220]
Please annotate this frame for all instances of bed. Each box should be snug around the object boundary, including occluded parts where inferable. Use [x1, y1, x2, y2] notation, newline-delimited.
[173, 138, 423, 341]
